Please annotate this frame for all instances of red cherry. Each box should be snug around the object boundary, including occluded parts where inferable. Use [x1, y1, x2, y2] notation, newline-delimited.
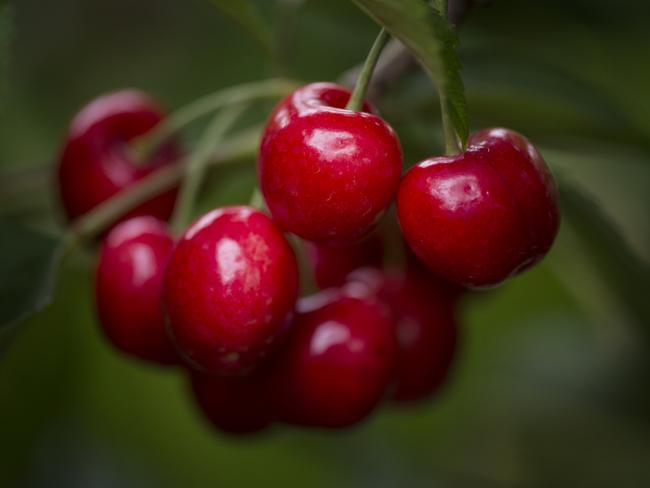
[95, 216, 177, 365]
[189, 370, 273, 435]
[305, 231, 384, 289]
[347, 268, 458, 403]
[273, 283, 396, 428]
[403, 243, 466, 304]
[397, 128, 560, 288]
[163, 206, 299, 375]
[58, 89, 180, 227]
[259, 82, 403, 242]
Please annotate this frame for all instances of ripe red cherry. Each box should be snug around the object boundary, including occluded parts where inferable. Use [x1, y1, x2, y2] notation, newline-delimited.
[259, 82, 403, 242]
[189, 370, 273, 435]
[95, 216, 177, 365]
[357, 268, 459, 402]
[397, 128, 560, 288]
[58, 90, 180, 227]
[163, 206, 299, 375]
[273, 283, 396, 428]
[305, 231, 384, 289]
[347, 268, 458, 403]
[403, 244, 466, 304]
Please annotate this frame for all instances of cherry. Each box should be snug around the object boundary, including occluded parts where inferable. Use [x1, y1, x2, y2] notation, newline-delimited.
[272, 283, 396, 428]
[163, 206, 299, 375]
[397, 128, 560, 288]
[58, 89, 180, 227]
[349, 268, 459, 403]
[189, 369, 273, 435]
[95, 216, 177, 365]
[258, 82, 403, 242]
[305, 230, 384, 289]
[403, 244, 466, 304]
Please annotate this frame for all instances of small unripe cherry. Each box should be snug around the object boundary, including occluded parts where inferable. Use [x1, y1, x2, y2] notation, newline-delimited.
[163, 206, 299, 375]
[95, 216, 177, 365]
[272, 283, 396, 428]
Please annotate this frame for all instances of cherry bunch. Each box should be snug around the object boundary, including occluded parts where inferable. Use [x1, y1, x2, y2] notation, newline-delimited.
[57, 68, 558, 434]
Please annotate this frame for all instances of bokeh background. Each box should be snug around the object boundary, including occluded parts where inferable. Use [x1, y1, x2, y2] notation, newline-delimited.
[1, 0, 649, 486]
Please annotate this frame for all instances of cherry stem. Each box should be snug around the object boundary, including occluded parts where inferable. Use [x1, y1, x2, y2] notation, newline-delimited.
[345, 28, 390, 112]
[171, 104, 247, 234]
[440, 94, 461, 155]
[248, 186, 265, 210]
[65, 126, 261, 244]
[132, 78, 299, 161]
[435, 0, 460, 156]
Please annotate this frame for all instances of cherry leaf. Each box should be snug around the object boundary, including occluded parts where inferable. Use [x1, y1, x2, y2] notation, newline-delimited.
[0, 220, 64, 355]
[559, 183, 650, 331]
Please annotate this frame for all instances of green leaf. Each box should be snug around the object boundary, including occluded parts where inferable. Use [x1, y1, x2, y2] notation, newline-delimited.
[352, 0, 468, 146]
[558, 183, 650, 331]
[0, 220, 64, 354]
[209, 0, 274, 55]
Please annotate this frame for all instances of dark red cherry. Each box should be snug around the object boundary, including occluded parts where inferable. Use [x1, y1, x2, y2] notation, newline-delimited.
[258, 82, 403, 242]
[305, 230, 384, 289]
[403, 243, 466, 304]
[397, 128, 560, 288]
[95, 216, 177, 365]
[189, 370, 273, 435]
[347, 268, 459, 403]
[58, 89, 180, 228]
[163, 206, 299, 375]
[272, 283, 396, 428]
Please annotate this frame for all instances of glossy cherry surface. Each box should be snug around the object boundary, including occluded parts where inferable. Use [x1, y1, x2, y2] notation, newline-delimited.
[259, 82, 403, 242]
[95, 216, 177, 365]
[273, 283, 396, 428]
[163, 206, 299, 375]
[58, 89, 179, 226]
[189, 370, 273, 435]
[397, 128, 560, 287]
[305, 230, 384, 289]
[347, 268, 458, 403]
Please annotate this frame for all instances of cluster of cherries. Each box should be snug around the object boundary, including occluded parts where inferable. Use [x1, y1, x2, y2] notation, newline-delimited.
[57, 82, 559, 434]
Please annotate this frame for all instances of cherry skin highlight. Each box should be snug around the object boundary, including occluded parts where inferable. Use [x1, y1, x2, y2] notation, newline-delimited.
[58, 89, 180, 227]
[95, 216, 177, 365]
[259, 82, 403, 242]
[305, 230, 384, 289]
[397, 128, 560, 288]
[163, 206, 299, 375]
[272, 283, 397, 428]
[189, 369, 273, 435]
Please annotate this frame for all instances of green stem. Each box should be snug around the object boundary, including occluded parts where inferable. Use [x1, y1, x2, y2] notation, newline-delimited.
[66, 126, 261, 243]
[345, 28, 390, 111]
[134, 78, 298, 160]
[434, 0, 459, 155]
[440, 93, 461, 155]
[248, 186, 265, 210]
[171, 104, 247, 234]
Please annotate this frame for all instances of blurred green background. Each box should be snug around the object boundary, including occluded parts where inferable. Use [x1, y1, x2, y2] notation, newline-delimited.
[1, 0, 649, 486]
